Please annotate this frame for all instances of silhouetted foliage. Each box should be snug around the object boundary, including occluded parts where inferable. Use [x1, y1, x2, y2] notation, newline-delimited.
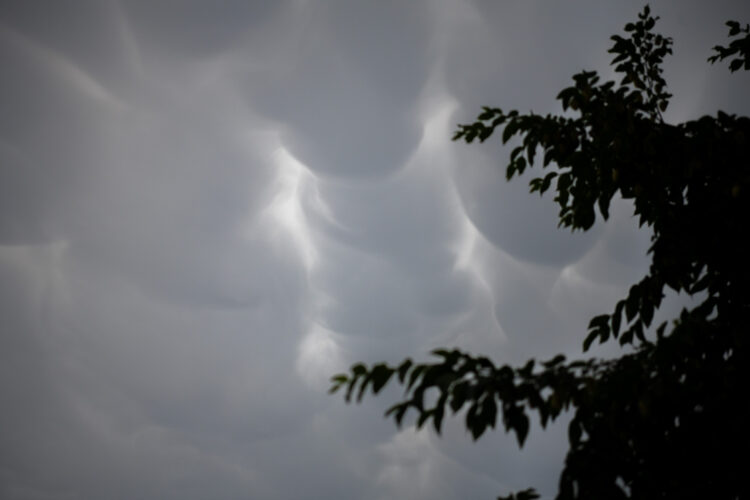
[332, 7, 750, 499]
[709, 20, 750, 72]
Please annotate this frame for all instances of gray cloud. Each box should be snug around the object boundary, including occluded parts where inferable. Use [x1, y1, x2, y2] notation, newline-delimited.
[1, 1, 748, 499]
[241, 1, 435, 179]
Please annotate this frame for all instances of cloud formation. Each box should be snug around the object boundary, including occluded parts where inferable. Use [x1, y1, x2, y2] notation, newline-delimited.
[1, 1, 748, 499]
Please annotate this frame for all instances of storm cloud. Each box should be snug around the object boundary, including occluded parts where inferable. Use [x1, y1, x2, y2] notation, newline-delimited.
[1, 1, 749, 499]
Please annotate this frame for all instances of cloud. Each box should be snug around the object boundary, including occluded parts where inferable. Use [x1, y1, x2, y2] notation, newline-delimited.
[239, 1, 436, 179]
[1, 1, 748, 499]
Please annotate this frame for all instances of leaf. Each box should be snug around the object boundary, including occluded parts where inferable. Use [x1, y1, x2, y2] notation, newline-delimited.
[506, 163, 517, 180]
[514, 412, 530, 447]
[356, 373, 372, 402]
[625, 286, 640, 322]
[450, 382, 469, 412]
[345, 376, 359, 403]
[633, 320, 645, 342]
[467, 404, 485, 440]
[351, 363, 367, 376]
[641, 301, 654, 327]
[498, 488, 540, 500]
[583, 330, 598, 352]
[727, 20, 740, 36]
[397, 359, 413, 383]
[483, 396, 498, 430]
[370, 364, 394, 394]
[612, 300, 625, 336]
[588, 314, 610, 330]
[502, 120, 519, 143]
[541, 172, 558, 193]
[328, 374, 348, 394]
[520, 490, 541, 500]
[432, 348, 451, 359]
[515, 156, 527, 175]
[520, 359, 535, 377]
[433, 395, 448, 434]
[420, 365, 440, 387]
[543, 354, 566, 368]
[407, 365, 426, 390]
[478, 107, 495, 120]
[385, 402, 410, 427]
[416, 409, 433, 429]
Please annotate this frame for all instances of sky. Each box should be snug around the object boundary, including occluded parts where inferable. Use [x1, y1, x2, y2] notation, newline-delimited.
[1, 1, 749, 499]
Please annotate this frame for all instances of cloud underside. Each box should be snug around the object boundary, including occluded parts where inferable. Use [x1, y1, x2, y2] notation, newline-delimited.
[1, 1, 748, 499]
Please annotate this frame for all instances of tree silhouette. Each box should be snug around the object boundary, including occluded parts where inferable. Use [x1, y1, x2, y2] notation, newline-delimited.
[332, 7, 750, 499]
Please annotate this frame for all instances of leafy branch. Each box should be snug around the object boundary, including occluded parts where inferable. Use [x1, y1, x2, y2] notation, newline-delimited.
[332, 6, 750, 499]
[709, 20, 750, 71]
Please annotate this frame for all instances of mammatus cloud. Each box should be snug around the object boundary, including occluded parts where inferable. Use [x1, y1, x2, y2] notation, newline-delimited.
[1, 1, 748, 499]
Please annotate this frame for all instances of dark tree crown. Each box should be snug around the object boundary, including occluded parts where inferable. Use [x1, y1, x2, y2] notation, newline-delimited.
[332, 7, 750, 499]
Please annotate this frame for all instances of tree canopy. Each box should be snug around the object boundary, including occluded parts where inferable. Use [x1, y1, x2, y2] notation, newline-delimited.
[331, 7, 750, 499]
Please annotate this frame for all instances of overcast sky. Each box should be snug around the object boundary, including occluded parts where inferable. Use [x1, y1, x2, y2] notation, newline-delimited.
[2, 1, 749, 499]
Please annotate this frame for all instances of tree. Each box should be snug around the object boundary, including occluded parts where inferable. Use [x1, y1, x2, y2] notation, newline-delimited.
[331, 7, 750, 499]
